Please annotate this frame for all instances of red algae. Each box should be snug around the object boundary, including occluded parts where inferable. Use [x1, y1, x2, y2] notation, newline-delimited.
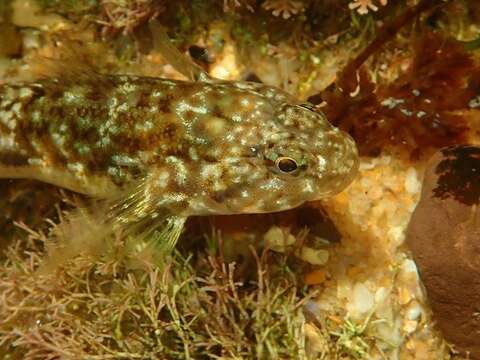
[319, 32, 477, 158]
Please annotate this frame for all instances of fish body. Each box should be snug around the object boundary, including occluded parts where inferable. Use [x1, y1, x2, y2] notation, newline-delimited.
[0, 74, 358, 218]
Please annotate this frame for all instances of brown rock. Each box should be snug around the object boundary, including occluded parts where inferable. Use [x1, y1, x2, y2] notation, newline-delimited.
[406, 145, 480, 358]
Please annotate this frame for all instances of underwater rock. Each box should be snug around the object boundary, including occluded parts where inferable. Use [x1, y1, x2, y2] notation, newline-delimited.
[406, 145, 480, 359]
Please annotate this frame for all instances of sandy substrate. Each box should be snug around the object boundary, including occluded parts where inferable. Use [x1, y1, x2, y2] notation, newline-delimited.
[319, 156, 447, 359]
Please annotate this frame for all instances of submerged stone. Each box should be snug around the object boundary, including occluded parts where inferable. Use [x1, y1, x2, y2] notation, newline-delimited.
[406, 145, 480, 359]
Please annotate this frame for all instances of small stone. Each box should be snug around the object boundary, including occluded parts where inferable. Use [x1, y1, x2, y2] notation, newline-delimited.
[304, 269, 327, 285]
[404, 167, 421, 194]
[305, 323, 327, 356]
[264, 225, 296, 252]
[374, 287, 387, 303]
[296, 246, 329, 265]
[351, 282, 374, 315]
[403, 320, 418, 334]
[405, 301, 422, 321]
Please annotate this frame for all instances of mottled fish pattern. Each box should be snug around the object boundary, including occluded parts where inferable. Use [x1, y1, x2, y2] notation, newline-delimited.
[0, 74, 358, 217]
[0, 57, 359, 256]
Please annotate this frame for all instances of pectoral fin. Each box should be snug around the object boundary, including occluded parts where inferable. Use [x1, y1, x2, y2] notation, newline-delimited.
[39, 179, 187, 273]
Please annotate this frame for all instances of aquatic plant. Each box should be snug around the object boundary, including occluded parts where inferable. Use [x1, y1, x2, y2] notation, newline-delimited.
[0, 222, 311, 359]
[319, 31, 477, 158]
[349, 0, 388, 15]
[262, 0, 305, 19]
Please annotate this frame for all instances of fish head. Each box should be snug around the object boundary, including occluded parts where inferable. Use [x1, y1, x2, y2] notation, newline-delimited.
[188, 102, 359, 215]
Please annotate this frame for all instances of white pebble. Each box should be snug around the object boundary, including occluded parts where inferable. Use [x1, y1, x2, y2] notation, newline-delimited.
[352, 282, 374, 314]
[404, 167, 421, 194]
[296, 247, 329, 265]
[374, 287, 387, 303]
[403, 320, 418, 334]
[406, 301, 422, 321]
[401, 259, 419, 276]
[264, 226, 296, 252]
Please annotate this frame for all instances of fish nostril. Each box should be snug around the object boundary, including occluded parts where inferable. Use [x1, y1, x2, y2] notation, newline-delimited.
[211, 191, 226, 203]
[248, 145, 264, 158]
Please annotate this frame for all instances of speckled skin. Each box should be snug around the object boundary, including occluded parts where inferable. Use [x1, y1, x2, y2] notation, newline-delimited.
[0, 75, 358, 216]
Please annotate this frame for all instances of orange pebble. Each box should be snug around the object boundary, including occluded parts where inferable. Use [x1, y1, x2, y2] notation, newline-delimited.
[347, 266, 362, 278]
[304, 269, 327, 285]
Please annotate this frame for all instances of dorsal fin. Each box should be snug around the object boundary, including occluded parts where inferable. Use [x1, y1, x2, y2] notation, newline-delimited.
[27, 35, 115, 89]
[148, 20, 211, 82]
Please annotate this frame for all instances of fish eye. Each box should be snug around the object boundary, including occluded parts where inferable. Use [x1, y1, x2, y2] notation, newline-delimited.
[275, 157, 298, 173]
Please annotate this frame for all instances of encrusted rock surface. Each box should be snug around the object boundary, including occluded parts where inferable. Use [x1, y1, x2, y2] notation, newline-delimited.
[406, 145, 480, 359]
